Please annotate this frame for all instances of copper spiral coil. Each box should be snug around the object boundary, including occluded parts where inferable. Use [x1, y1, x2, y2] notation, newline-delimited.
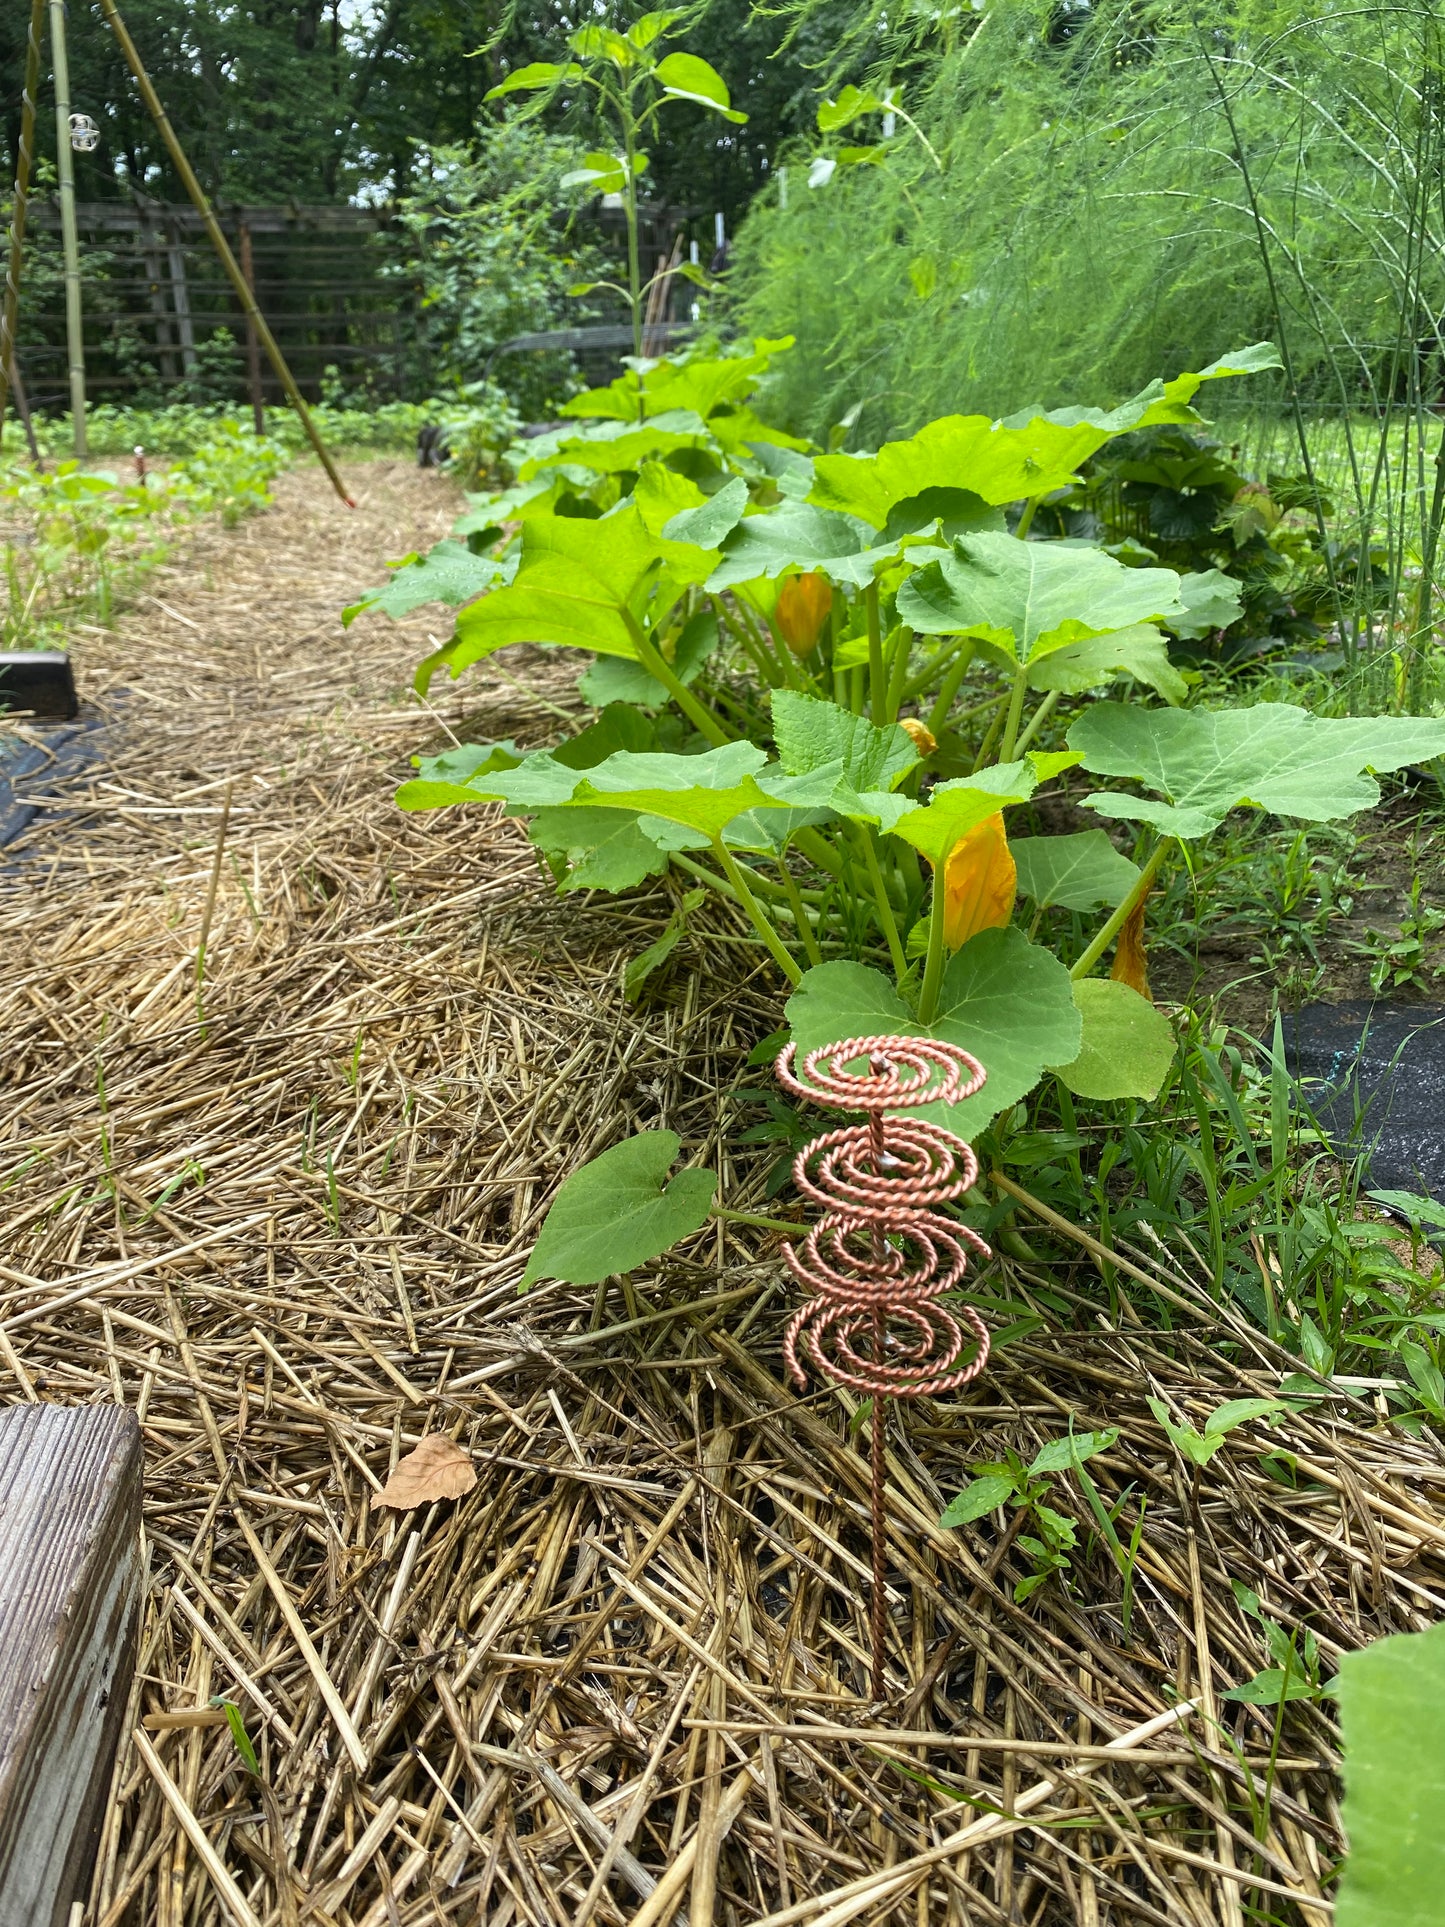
[776, 1036, 992, 1400]
[776, 1034, 992, 1701]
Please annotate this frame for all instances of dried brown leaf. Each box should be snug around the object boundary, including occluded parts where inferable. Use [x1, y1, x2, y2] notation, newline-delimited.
[375, 1435, 476, 1509]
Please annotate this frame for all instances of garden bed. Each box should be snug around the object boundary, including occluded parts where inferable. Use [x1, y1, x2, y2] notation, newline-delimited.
[2, 459, 1440, 1926]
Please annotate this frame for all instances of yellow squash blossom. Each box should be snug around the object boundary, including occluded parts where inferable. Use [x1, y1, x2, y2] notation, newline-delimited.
[775, 571, 832, 655]
[942, 813, 1016, 950]
[899, 716, 937, 757]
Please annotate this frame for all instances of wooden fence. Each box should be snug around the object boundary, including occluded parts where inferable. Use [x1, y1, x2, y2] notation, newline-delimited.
[16, 197, 422, 407]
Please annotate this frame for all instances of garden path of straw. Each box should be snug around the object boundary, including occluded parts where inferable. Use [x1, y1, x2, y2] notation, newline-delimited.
[1, 457, 1438, 1927]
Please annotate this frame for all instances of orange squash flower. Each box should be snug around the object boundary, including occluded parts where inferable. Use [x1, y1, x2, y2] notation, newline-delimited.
[775, 571, 832, 655]
[899, 716, 937, 757]
[1110, 890, 1152, 999]
[942, 813, 1016, 950]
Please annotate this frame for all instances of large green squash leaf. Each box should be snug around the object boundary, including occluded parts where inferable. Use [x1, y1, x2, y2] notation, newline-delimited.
[394, 741, 522, 811]
[565, 744, 776, 839]
[560, 339, 792, 424]
[418, 507, 663, 690]
[706, 502, 910, 591]
[522, 1131, 717, 1286]
[1336, 1619, 1445, 1927]
[771, 691, 918, 791]
[1071, 702, 1445, 839]
[897, 534, 1181, 664]
[517, 412, 711, 480]
[888, 762, 1037, 869]
[1013, 831, 1140, 912]
[527, 807, 671, 893]
[1167, 568, 1244, 640]
[1024, 624, 1187, 705]
[657, 473, 749, 548]
[810, 347, 1279, 526]
[343, 541, 508, 626]
[1054, 980, 1176, 1101]
[784, 927, 1080, 1136]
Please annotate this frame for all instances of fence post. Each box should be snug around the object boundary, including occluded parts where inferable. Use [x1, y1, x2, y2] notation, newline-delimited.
[48, 0, 88, 458]
[0, 0, 46, 452]
[238, 219, 265, 432]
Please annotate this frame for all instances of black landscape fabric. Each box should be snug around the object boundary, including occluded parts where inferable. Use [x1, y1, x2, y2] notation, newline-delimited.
[1280, 999, 1445, 1203]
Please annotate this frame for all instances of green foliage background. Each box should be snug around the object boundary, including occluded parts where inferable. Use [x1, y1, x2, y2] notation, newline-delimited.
[729, 0, 1445, 444]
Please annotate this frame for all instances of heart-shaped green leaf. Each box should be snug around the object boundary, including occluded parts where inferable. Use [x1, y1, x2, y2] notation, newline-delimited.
[771, 691, 918, 790]
[522, 1131, 716, 1285]
[1166, 568, 1244, 640]
[1053, 980, 1176, 1101]
[567, 744, 775, 838]
[810, 348, 1279, 526]
[654, 51, 747, 120]
[784, 927, 1080, 1136]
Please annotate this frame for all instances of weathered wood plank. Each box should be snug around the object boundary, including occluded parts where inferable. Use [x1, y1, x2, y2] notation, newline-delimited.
[0, 1404, 142, 1927]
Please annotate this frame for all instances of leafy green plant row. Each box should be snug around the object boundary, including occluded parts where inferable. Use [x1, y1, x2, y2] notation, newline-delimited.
[2, 423, 288, 651]
[358, 332, 1445, 1287]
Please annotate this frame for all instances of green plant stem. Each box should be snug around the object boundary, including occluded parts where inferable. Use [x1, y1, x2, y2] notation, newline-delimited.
[884, 624, 914, 721]
[626, 617, 729, 745]
[773, 854, 823, 966]
[710, 836, 803, 984]
[917, 857, 950, 1024]
[793, 825, 846, 881]
[1070, 839, 1171, 980]
[738, 597, 800, 689]
[1012, 688, 1060, 757]
[998, 663, 1031, 763]
[859, 828, 907, 982]
[712, 597, 773, 683]
[902, 633, 974, 707]
[970, 691, 1009, 773]
[865, 581, 884, 720]
[670, 848, 819, 912]
[1014, 495, 1042, 541]
[710, 1207, 802, 1236]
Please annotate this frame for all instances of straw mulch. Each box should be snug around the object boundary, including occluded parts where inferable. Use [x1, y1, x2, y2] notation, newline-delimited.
[2, 457, 1441, 1927]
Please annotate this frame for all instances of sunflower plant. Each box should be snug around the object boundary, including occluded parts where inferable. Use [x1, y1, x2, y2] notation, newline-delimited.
[354, 336, 1445, 1282]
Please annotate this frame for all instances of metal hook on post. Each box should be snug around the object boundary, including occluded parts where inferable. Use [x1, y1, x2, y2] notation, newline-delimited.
[93, 0, 355, 507]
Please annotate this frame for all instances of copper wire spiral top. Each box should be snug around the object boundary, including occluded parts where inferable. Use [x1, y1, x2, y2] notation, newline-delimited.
[776, 1036, 992, 1399]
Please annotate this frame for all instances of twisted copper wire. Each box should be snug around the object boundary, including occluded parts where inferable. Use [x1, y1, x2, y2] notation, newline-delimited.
[777, 1036, 992, 1399]
[776, 1034, 992, 1699]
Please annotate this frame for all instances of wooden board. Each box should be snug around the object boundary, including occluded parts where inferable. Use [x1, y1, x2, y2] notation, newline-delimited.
[0, 1404, 142, 1927]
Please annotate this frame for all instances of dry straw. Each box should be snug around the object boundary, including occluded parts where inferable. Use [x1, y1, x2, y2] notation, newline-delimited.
[1, 461, 1437, 1925]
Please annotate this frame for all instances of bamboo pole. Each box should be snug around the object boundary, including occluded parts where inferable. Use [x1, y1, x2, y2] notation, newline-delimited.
[0, 0, 46, 452]
[49, 0, 88, 458]
[94, 0, 354, 507]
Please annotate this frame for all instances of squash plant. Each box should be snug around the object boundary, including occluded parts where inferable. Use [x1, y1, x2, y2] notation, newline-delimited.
[366, 337, 1445, 1280]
